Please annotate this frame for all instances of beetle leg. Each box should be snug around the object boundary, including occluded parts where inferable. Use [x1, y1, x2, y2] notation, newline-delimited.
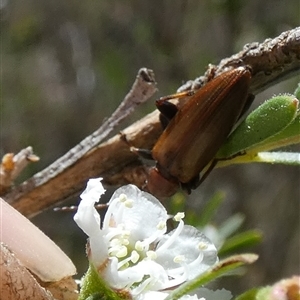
[130, 147, 153, 160]
[181, 174, 200, 194]
[193, 148, 247, 189]
[119, 131, 154, 160]
[199, 159, 218, 186]
[183, 159, 218, 191]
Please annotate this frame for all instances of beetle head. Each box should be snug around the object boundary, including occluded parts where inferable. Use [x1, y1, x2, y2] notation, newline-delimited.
[146, 167, 179, 198]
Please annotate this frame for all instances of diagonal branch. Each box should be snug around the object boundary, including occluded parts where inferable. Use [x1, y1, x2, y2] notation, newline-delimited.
[3, 27, 300, 218]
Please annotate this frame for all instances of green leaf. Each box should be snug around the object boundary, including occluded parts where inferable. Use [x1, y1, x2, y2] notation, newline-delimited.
[218, 230, 263, 257]
[197, 191, 225, 227]
[235, 276, 300, 300]
[294, 82, 300, 100]
[218, 213, 245, 239]
[165, 254, 258, 300]
[234, 286, 271, 300]
[252, 113, 300, 152]
[217, 94, 299, 159]
[234, 288, 260, 300]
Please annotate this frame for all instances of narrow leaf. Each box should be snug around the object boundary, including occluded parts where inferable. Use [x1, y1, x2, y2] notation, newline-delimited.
[218, 213, 245, 239]
[251, 113, 300, 152]
[197, 192, 225, 227]
[294, 82, 300, 100]
[217, 95, 299, 158]
[234, 288, 260, 300]
[165, 254, 258, 300]
[218, 230, 263, 257]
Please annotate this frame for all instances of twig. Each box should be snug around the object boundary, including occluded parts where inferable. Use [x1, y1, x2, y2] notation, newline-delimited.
[0, 147, 39, 194]
[2, 68, 157, 216]
[3, 27, 300, 218]
[179, 27, 300, 94]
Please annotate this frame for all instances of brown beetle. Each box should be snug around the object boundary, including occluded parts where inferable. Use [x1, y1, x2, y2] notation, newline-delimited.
[134, 67, 254, 198]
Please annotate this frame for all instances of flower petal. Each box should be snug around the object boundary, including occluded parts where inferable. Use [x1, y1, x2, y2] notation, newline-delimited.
[155, 225, 218, 279]
[74, 178, 108, 266]
[104, 185, 169, 242]
[103, 259, 169, 292]
[74, 178, 105, 237]
[80, 177, 105, 202]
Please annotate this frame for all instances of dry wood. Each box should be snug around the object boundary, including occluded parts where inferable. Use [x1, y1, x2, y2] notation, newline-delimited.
[0, 147, 40, 195]
[3, 27, 300, 218]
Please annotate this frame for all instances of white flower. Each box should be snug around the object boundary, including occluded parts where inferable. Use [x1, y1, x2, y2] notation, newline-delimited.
[74, 178, 218, 298]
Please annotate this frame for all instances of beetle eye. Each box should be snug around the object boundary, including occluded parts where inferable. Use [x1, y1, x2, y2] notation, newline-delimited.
[147, 168, 179, 198]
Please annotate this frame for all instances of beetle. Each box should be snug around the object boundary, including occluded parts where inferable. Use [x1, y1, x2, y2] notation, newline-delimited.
[129, 66, 254, 198]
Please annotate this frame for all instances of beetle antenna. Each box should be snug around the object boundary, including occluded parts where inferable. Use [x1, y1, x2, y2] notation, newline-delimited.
[54, 203, 108, 212]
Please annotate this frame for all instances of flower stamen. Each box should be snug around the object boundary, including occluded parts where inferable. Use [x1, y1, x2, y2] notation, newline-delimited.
[146, 251, 157, 260]
[156, 219, 184, 254]
[173, 212, 185, 222]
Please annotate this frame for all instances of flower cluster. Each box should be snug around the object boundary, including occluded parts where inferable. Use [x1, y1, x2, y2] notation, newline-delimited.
[74, 178, 227, 300]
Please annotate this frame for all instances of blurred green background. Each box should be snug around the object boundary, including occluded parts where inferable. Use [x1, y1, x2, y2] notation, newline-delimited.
[1, 0, 299, 296]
